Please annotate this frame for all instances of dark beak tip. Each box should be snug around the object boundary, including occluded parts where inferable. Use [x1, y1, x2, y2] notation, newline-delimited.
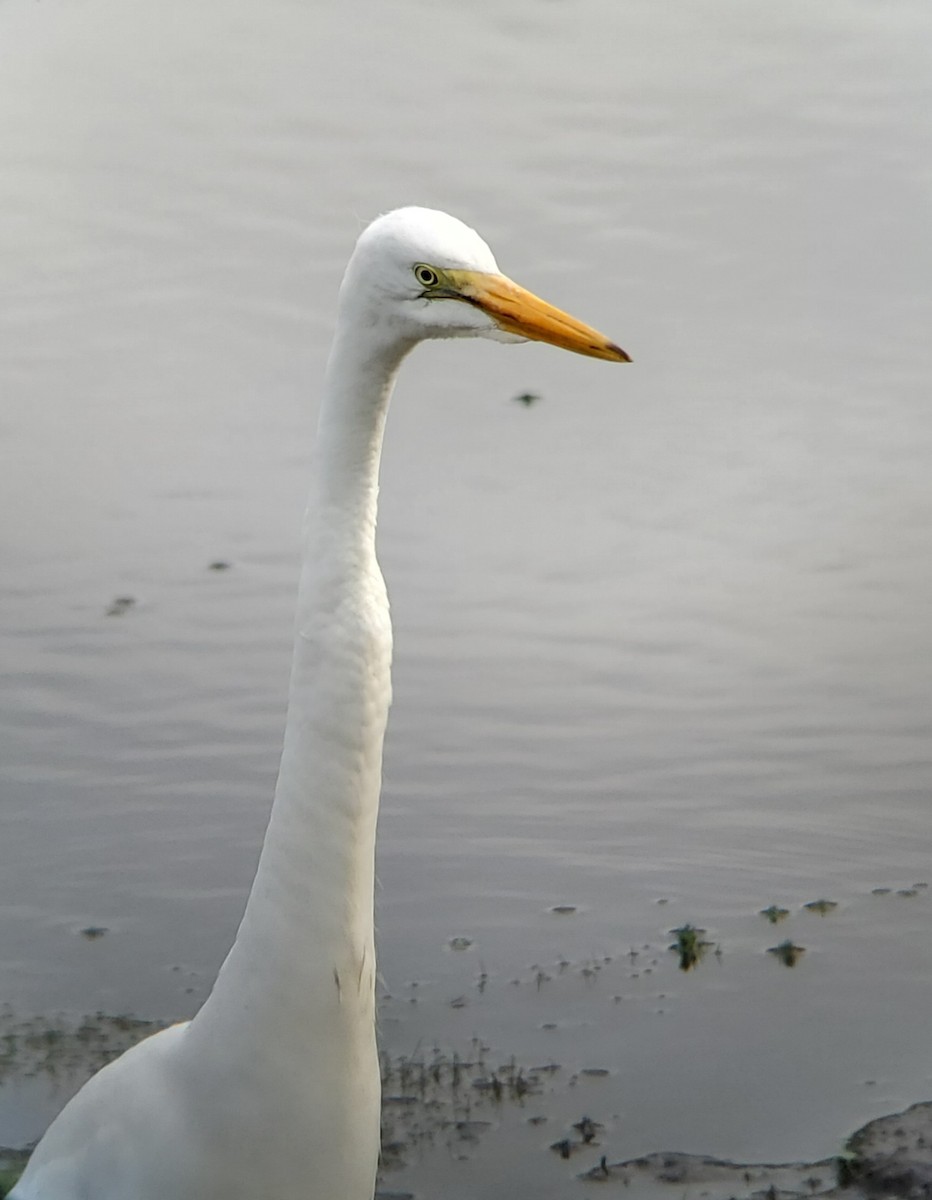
[609, 343, 632, 363]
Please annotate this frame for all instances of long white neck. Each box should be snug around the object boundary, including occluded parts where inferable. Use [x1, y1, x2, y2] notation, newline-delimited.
[189, 311, 411, 1055]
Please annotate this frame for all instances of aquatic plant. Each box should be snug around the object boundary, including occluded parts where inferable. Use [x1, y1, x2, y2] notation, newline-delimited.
[668, 924, 713, 971]
[768, 940, 805, 967]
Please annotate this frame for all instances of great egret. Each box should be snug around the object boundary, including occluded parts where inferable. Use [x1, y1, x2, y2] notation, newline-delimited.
[12, 207, 628, 1200]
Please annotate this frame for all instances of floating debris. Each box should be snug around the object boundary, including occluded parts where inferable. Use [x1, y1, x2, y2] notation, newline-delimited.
[79, 926, 109, 940]
[549, 1113, 604, 1160]
[760, 904, 790, 924]
[207, 560, 231, 571]
[803, 899, 838, 916]
[512, 391, 541, 407]
[447, 936, 473, 952]
[573, 1114, 603, 1143]
[768, 939, 805, 967]
[549, 904, 577, 915]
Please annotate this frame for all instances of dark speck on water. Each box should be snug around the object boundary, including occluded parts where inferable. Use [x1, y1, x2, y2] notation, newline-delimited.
[105, 596, 135, 616]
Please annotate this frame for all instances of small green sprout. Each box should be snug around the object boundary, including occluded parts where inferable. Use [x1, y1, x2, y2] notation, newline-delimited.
[668, 924, 713, 971]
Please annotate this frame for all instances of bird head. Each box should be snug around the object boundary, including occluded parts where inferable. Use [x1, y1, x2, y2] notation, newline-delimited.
[340, 207, 630, 363]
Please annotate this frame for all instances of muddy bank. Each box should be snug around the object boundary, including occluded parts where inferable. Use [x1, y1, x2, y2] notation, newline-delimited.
[578, 1102, 932, 1198]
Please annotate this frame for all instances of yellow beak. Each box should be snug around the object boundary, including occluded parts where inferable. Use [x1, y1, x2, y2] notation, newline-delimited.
[446, 270, 630, 363]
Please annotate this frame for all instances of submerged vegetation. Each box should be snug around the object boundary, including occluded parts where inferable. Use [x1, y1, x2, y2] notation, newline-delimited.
[379, 1043, 550, 1172]
[0, 1008, 168, 1088]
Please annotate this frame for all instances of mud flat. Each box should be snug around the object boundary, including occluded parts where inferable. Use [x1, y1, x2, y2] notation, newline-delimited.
[579, 1101, 932, 1198]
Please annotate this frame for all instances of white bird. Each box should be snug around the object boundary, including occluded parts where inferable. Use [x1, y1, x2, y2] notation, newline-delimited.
[11, 207, 628, 1200]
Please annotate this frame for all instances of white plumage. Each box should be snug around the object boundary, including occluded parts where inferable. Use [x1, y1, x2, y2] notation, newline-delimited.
[12, 207, 627, 1200]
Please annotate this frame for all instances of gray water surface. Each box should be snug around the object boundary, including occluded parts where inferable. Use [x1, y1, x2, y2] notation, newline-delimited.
[2, 1, 931, 1193]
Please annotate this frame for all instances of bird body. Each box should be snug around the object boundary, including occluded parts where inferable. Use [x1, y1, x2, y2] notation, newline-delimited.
[11, 208, 626, 1200]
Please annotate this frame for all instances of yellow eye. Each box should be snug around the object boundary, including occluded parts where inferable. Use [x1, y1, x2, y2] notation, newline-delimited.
[414, 264, 440, 288]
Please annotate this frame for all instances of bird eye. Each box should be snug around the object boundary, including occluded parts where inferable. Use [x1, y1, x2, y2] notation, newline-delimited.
[414, 264, 440, 289]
